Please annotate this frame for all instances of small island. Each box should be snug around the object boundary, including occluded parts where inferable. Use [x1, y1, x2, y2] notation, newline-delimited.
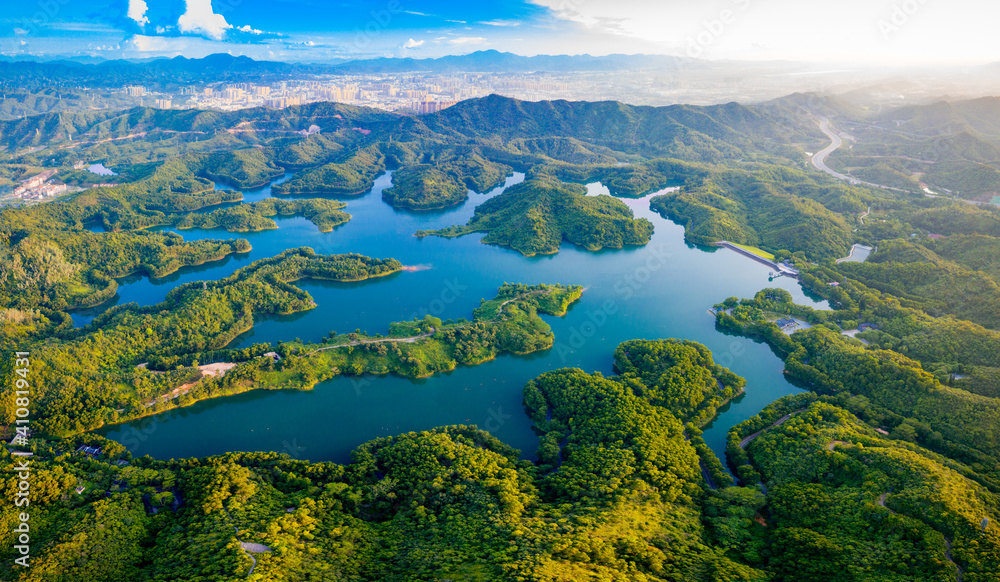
[271, 146, 385, 196]
[416, 176, 654, 256]
[381, 153, 512, 210]
[174, 198, 351, 232]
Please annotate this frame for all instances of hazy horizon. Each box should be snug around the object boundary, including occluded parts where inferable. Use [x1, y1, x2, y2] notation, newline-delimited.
[1, 0, 996, 67]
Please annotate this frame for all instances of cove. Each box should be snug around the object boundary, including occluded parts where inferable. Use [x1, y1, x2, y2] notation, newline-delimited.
[97, 171, 828, 469]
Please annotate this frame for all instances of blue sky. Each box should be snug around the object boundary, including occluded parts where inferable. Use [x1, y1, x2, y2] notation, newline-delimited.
[1, 0, 997, 65]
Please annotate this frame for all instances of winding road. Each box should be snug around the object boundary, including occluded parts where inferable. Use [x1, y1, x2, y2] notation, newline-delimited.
[739, 410, 805, 449]
[233, 526, 258, 577]
[812, 118, 986, 209]
[812, 119, 908, 192]
[812, 119, 859, 184]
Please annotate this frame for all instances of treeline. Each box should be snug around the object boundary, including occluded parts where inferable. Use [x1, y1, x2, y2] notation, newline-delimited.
[381, 165, 467, 210]
[272, 146, 385, 196]
[175, 198, 350, 233]
[715, 278, 1000, 491]
[267, 283, 583, 381]
[0, 337, 768, 581]
[3, 335, 998, 580]
[727, 395, 1000, 581]
[650, 164, 857, 260]
[1, 249, 402, 436]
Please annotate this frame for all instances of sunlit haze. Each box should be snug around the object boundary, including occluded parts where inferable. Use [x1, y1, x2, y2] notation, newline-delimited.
[1, 0, 996, 65]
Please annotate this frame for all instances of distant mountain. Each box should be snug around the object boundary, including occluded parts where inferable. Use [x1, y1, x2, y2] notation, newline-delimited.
[813, 96, 1000, 197]
[872, 97, 1000, 140]
[326, 50, 692, 73]
[0, 51, 694, 89]
[0, 54, 298, 88]
[758, 92, 867, 122]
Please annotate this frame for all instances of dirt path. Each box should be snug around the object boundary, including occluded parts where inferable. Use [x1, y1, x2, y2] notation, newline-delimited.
[144, 362, 236, 406]
[877, 492, 962, 581]
[235, 527, 257, 577]
[944, 538, 964, 582]
[739, 410, 805, 449]
[826, 440, 848, 451]
[302, 289, 553, 357]
[303, 332, 434, 357]
[60, 131, 148, 149]
[854, 206, 871, 232]
[232, 525, 273, 577]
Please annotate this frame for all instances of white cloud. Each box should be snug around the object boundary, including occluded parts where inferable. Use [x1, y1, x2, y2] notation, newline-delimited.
[402, 38, 425, 49]
[46, 22, 122, 32]
[128, 34, 181, 53]
[529, 0, 1000, 64]
[238, 25, 264, 35]
[128, 0, 149, 27]
[449, 37, 487, 45]
[13, 28, 29, 36]
[177, 0, 232, 40]
[479, 19, 521, 27]
[446, 19, 467, 24]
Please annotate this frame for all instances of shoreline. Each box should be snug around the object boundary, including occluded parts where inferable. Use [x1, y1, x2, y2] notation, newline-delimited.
[89, 286, 577, 438]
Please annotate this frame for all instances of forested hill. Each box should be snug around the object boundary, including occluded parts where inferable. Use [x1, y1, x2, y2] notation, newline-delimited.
[790, 94, 1000, 199]
[0, 94, 823, 159]
[424, 95, 818, 158]
[3, 342, 997, 580]
[0, 101, 391, 151]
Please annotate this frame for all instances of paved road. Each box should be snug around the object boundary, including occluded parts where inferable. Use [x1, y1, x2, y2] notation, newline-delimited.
[812, 119, 856, 183]
[812, 118, 987, 208]
[812, 119, 902, 191]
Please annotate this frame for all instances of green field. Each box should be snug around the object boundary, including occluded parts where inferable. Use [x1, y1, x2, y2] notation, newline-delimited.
[732, 242, 776, 260]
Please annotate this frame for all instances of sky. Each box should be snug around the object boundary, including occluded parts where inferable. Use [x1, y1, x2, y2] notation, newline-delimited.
[0, 0, 995, 65]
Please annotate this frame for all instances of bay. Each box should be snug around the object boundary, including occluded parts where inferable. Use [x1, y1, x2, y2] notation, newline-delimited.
[97, 171, 827, 471]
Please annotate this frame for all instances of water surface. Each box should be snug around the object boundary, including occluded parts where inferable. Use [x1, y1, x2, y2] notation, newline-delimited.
[98, 172, 826, 469]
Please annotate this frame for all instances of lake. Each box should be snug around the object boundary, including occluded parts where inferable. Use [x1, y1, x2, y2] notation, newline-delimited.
[96, 171, 827, 470]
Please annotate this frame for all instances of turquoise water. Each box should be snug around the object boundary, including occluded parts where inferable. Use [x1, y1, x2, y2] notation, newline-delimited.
[96, 172, 827, 469]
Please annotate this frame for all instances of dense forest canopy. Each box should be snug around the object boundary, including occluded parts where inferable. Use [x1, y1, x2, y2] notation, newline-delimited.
[3, 92, 1000, 579]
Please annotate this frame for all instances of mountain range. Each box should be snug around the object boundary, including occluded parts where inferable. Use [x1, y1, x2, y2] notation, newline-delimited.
[0, 51, 693, 89]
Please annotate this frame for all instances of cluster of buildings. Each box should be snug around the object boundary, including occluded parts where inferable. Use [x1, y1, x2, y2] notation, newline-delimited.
[110, 64, 912, 117]
[120, 72, 593, 115]
[7, 169, 67, 202]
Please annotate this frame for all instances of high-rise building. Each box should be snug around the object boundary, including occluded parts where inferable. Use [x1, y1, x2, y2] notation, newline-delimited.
[414, 100, 457, 114]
